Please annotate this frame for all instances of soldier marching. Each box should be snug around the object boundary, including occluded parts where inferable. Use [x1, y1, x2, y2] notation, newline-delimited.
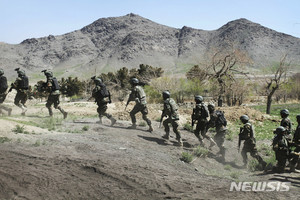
[0, 67, 299, 173]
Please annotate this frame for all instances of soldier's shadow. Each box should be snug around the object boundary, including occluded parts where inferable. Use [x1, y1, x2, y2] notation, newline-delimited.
[137, 135, 170, 146]
[25, 115, 52, 118]
[108, 124, 151, 133]
[269, 174, 300, 188]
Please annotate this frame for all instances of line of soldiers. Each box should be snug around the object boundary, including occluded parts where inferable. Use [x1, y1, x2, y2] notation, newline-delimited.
[271, 110, 300, 173]
[92, 77, 300, 172]
[0, 68, 67, 118]
[1, 70, 300, 172]
[0, 68, 28, 115]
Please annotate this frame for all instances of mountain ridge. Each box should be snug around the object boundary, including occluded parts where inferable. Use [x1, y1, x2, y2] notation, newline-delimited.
[0, 13, 299, 79]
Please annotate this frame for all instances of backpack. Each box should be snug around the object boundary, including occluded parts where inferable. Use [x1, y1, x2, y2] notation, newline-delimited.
[215, 110, 227, 126]
[19, 76, 29, 90]
[100, 86, 110, 98]
[51, 77, 60, 91]
[200, 104, 209, 119]
[0, 76, 8, 93]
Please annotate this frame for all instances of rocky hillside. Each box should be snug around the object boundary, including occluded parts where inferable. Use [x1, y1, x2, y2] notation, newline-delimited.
[0, 13, 299, 79]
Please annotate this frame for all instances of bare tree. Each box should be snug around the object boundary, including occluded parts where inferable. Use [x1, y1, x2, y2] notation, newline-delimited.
[265, 54, 289, 114]
[186, 65, 207, 82]
[205, 47, 251, 106]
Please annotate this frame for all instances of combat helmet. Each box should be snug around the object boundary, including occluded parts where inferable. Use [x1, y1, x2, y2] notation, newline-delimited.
[280, 109, 289, 117]
[42, 70, 53, 78]
[162, 90, 171, 100]
[0, 68, 4, 76]
[274, 126, 286, 135]
[91, 76, 102, 85]
[130, 77, 139, 85]
[194, 95, 203, 103]
[15, 68, 25, 77]
[240, 115, 249, 124]
[208, 102, 215, 112]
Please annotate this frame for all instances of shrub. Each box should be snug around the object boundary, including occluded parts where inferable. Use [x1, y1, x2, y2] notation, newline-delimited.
[225, 129, 235, 141]
[13, 125, 25, 134]
[248, 159, 260, 172]
[224, 164, 232, 171]
[230, 171, 240, 180]
[264, 152, 277, 167]
[183, 123, 193, 132]
[193, 146, 209, 157]
[144, 85, 162, 103]
[181, 152, 194, 163]
[0, 137, 11, 143]
[138, 121, 147, 127]
[82, 125, 89, 131]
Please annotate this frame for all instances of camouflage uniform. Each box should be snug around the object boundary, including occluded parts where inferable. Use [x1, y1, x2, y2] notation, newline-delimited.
[193, 101, 216, 147]
[44, 72, 67, 119]
[0, 70, 12, 115]
[293, 115, 300, 169]
[273, 126, 299, 173]
[239, 117, 266, 167]
[127, 84, 152, 131]
[11, 70, 28, 115]
[280, 116, 293, 143]
[207, 109, 227, 158]
[162, 97, 182, 146]
[92, 81, 116, 126]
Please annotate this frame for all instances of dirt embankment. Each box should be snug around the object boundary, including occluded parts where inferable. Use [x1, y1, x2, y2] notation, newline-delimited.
[0, 101, 299, 199]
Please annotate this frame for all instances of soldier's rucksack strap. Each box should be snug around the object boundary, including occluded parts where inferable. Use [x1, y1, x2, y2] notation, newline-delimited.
[0, 76, 8, 93]
[51, 77, 60, 91]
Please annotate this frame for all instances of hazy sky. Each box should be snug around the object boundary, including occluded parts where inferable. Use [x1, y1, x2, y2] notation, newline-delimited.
[1, 0, 299, 44]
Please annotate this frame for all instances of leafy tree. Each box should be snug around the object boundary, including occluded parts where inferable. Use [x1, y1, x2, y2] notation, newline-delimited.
[186, 65, 207, 82]
[60, 77, 85, 98]
[287, 73, 300, 100]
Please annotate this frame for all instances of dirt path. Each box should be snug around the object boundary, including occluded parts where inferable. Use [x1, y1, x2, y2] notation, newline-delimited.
[0, 101, 299, 199]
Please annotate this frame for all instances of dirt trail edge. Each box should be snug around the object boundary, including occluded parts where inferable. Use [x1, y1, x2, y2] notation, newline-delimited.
[0, 117, 299, 199]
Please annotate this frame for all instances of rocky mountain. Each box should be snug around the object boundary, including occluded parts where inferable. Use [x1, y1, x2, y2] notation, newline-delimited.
[0, 13, 299, 79]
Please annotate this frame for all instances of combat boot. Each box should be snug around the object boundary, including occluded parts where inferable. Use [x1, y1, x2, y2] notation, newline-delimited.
[198, 138, 204, 147]
[58, 106, 67, 119]
[177, 138, 183, 146]
[147, 125, 153, 133]
[261, 161, 267, 170]
[97, 117, 103, 124]
[209, 138, 217, 149]
[127, 124, 137, 129]
[110, 118, 117, 127]
[8, 108, 12, 116]
[162, 133, 170, 140]
[21, 105, 27, 116]
[290, 164, 300, 173]
[63, 111, 68, 119]
[48, 107, 53, 117]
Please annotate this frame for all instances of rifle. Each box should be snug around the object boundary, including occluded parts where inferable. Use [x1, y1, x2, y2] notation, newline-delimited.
[238, 127, 242, 152]
[125, 99, 130, 111]
[159, 112, 165, 128]
[8, 87, 13, 93]
[108, 91, 112, 104]
[8, 83, 15, 93]
[191, 108, 196, 128]
[292, 152, 300, 156]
